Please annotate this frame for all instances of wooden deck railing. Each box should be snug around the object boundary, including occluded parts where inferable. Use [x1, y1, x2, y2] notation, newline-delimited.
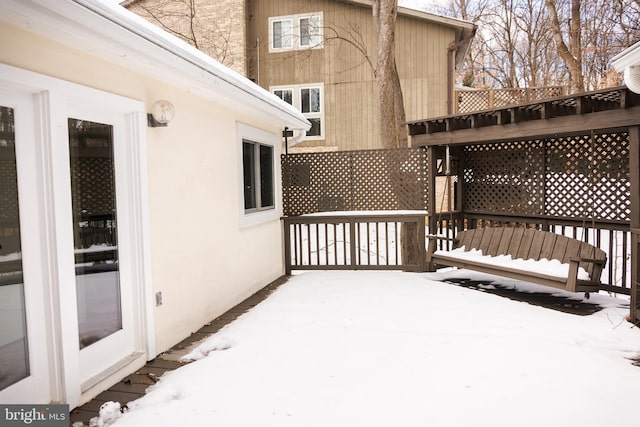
[283, 212, 631, 296]
[283, 214, 426, 274]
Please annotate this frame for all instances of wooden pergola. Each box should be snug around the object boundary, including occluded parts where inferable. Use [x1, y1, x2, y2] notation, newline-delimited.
[408, 86, 640, 322]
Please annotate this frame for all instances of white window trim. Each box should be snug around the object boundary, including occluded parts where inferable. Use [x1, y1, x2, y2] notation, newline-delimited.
[270, 83, 325, 140]
[268, 12, 324, 53]
[237, 122, 282, 228]
[243, 140, 275, 213]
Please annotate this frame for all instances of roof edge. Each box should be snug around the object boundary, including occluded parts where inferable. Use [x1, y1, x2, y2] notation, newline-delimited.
[0, 0, 310, 131]
[73, 0, 309, 130]
[611, 40, 640, 71]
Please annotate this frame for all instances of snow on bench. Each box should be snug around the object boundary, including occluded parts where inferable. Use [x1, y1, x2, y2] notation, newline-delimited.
[427, 227, 606, 295]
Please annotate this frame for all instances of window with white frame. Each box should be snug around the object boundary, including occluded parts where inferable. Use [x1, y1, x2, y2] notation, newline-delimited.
[272, 84, 324, 139]
[242, 140, 274, 212]
[237, 123, 280, 228]
[269, 12, 323, 52]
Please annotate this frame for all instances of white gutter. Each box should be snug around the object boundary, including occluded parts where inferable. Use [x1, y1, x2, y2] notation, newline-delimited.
[611, 41, 640, 95]
[288, 129, 308, 149]
[611, 40, 640, 71]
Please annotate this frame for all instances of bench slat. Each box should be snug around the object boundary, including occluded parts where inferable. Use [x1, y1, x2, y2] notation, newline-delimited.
[470, 228, 485, 251]
[528, 230, 546, 260]
[458, 230, 474, 250]
[497, 227, 515, 255]
[478, 227, 495, 255]
[539, 232, 557, 260]
[487, 227, 505, 257]
[580, 243, 606, 279]
[564, 238, 582, 264]
[551, 235, 569, 261]
[507, 228, 525, 258]
[516, 229, 536, 260]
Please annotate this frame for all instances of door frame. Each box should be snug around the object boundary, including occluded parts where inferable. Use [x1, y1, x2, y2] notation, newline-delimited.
[0, 63, 155, 407]
[0, 86, 53, 404]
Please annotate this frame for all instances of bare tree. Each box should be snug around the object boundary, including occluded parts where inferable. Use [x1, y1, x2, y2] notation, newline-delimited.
[440, 0, 640, 93]
[373, 0, 407, 149]
[444, 0, 490, 87]
[127, 0, 235, 68]
[545, 0, 584, 93]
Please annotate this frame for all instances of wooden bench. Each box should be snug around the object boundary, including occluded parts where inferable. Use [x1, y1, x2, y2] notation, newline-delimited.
[427, 227, 606, 294]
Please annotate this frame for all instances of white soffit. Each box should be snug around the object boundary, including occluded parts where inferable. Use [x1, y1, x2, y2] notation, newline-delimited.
[0, 0, 310, 132]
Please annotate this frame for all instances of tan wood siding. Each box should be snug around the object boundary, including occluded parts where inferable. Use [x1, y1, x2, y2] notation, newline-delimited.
[248, 0, 458, 151]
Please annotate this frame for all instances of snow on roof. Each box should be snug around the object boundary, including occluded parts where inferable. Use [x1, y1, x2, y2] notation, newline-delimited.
[0, 0, 310, 132]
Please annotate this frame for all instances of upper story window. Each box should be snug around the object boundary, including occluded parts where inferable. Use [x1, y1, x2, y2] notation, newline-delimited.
[272, 84, 324, 140]
[269, 12, 323, 52]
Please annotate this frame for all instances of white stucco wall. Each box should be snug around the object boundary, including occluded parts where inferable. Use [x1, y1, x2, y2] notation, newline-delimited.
[0, 21, 286, 354]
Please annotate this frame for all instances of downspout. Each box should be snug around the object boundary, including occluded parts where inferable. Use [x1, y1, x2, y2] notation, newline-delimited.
[256, 37, 260, 86]
[283, 128, 308, 155]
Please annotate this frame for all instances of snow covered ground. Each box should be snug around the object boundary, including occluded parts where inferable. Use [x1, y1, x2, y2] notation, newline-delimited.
[88, 270, 640, 427]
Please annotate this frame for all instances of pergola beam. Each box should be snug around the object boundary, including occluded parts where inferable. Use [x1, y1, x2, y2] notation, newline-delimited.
[409, 87, 640, 146]
[411, 106, 640, 147]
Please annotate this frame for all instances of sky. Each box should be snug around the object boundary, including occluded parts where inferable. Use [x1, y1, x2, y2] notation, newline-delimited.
[399, 0, 445, 11]
[102, 0, 447, 14]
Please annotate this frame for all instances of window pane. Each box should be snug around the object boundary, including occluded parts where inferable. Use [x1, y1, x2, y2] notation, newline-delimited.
[68, 118, 122, 349]
[0, 105, 30, 391]
[259, 145, 274, 208]
[300, 18, 310, 46]
[273, 20, 292, 49]
[306, 118, 322, 137]
[274, 90, 293, 105]
[309, 15, 322, 45]
[301, 88, 321, 113]
[301, 15, 322, 46]
[243, 142, 256, 210]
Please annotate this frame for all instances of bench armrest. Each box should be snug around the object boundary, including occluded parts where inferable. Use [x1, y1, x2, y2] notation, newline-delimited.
[426, 234, 458, 242]
[569, 257, 606, 265]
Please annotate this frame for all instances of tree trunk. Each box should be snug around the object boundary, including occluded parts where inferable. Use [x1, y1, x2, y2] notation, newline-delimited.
[373, 0, 416, 267]
[544, 0, 585, 93]
[373, 0, 407, 149]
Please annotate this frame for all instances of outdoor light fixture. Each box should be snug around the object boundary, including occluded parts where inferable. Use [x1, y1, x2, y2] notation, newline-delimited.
[147, 100, 175, 127]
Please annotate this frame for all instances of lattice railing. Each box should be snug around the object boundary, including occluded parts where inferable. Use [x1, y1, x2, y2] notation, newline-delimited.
[463, 132, 630, 222]
[69, 156, 116, 218]
[282, 148, 429, 216]
[456, 86, 565, 113]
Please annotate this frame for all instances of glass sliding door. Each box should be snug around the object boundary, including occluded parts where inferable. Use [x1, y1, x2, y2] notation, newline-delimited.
[0, 105, 29, 391]
[68, 118, 122, 349]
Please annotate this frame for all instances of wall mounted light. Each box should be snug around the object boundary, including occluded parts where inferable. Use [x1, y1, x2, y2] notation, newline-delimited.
[147, 100, 175, 127]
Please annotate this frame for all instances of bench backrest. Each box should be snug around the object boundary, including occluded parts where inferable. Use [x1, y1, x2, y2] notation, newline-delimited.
[454, 227, 607, 280]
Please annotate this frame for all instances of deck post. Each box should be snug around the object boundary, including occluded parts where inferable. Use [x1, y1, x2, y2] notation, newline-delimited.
[283, 218, 292, 275]
[417, 215, 426, 272]
[349, 218, 357, 270]
[427, 146, 438, 271]
[629, 126, 640, 323]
